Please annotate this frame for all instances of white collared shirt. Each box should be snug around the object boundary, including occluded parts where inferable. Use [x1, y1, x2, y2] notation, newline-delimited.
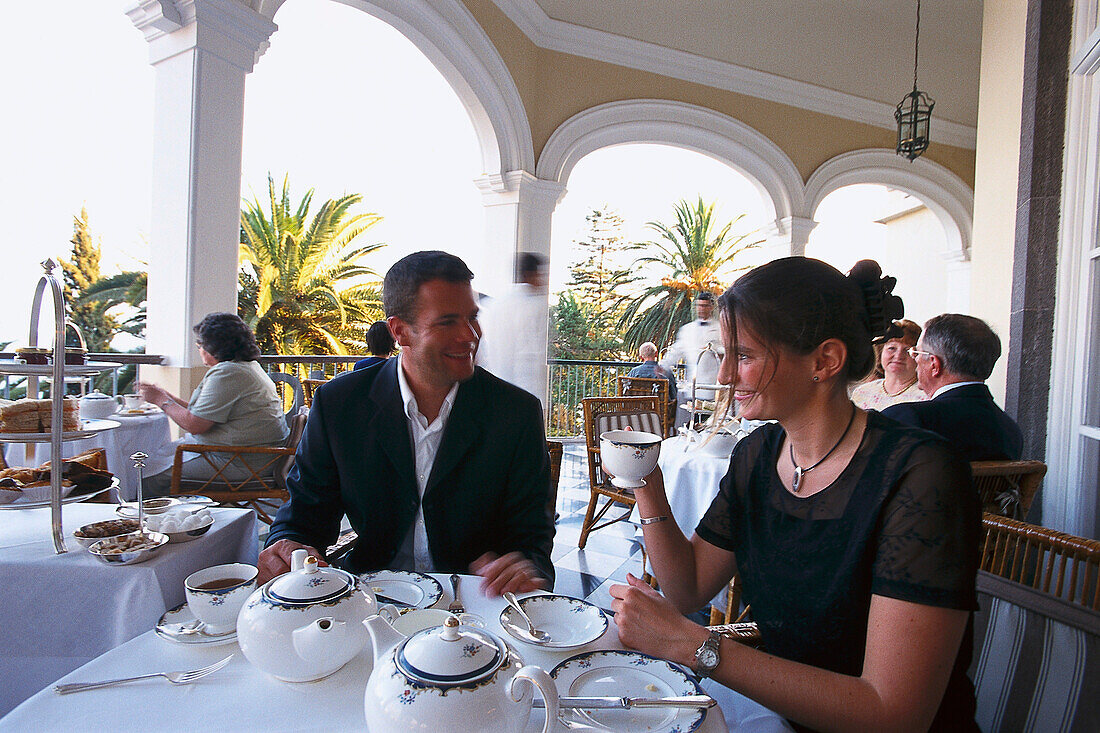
[660, 319, 724, 397]
[394, 353, 459, 573]
[930, 380, 984, 400]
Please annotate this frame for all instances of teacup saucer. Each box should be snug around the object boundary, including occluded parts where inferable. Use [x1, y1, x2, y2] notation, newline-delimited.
[155, 602, 238, 646]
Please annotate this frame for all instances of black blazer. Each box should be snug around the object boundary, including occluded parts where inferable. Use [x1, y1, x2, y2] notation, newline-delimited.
[267, 359, 555, 583]
[881, 383, 1023, 462]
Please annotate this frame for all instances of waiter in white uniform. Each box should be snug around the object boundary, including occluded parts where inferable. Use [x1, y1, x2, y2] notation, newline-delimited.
[661, 291, 723, 408]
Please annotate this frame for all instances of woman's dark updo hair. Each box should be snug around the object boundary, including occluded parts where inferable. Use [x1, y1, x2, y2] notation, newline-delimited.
[717, 257, 903, 383]
[193, 313, 261, 362]
[364, 320, 396, 357]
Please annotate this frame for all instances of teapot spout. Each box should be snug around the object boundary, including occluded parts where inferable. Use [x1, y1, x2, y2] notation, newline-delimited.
[363, 613, 405, 666]
[291, 617, 348, 666]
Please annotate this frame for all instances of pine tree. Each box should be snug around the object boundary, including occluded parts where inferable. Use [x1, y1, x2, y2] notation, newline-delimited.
[60, 208, 117, 353]
[557, 206, 635, 359]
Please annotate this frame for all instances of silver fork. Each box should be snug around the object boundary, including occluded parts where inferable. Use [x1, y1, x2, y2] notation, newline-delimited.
[54, 654, 233, 695]
[448, 573, 464, 614]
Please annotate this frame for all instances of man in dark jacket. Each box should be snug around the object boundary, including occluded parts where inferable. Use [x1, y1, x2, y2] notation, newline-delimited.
[882, 313, 1022, 461]
[260, 251, 554, 596]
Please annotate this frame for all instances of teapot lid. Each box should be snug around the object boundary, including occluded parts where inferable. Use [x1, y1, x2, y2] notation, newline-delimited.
[83, 390, 111, 400]
[264, 553, 355, 605]
[396, 616, 506, 687]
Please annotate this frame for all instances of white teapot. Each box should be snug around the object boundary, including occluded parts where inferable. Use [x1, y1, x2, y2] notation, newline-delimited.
[237, 550, 383, 682]
[363, 613, 559, 733]
[79, 390, 119, 420]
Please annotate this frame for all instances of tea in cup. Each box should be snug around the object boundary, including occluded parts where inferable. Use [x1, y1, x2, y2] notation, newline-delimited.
[184, 563, 258, 634]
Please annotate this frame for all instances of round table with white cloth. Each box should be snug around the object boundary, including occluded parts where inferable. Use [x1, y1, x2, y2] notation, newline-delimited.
[0, 503, 257, 717]
[656, 434, 735, 539]
[1, 574, 794, 732]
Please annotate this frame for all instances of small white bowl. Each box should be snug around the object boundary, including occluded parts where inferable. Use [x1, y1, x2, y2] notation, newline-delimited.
[696, 429, 738, 457]
[599, 430, 662, 489]
[88, 531, 169, 565]
[154, 514, 214, 543]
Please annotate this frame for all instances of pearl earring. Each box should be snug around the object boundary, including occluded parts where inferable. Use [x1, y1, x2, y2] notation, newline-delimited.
[812, 376, 820, 382]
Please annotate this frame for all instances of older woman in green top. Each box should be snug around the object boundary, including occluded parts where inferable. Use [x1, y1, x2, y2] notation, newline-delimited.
[138, 313, 289, 496]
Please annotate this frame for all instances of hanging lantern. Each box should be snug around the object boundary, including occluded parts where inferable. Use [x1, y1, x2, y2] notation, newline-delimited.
[895, 0, 935, 161]
[895, 88, 935, 161]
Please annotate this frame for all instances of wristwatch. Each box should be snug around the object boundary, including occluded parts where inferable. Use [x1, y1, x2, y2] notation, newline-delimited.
[692, 630, 722, 677]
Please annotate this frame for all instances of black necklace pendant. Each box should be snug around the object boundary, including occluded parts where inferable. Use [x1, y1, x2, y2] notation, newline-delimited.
[792, 465, 805, 493]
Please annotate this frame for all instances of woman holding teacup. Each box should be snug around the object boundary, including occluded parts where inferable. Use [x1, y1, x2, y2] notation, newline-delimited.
[137, 313, 289, 496]
[610, 258, 980, 731]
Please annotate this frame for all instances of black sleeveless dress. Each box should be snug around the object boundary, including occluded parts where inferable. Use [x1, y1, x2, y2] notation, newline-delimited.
[696, 410, 980, 731]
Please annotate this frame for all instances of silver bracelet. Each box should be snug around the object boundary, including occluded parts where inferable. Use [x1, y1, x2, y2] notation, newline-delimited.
[639, 515, 669, 525]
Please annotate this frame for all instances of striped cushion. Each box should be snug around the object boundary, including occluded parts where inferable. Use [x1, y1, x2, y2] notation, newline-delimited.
[594, 410, 662, 487]
[595, 411, 663, 438]
[971, 572, 1100, 732]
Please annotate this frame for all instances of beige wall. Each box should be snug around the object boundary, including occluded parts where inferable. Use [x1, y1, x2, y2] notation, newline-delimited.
[970, 0, 1027, 401]
[463, 0, 976, 186]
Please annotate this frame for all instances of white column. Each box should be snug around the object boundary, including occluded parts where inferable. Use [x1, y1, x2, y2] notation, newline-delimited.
[941, 249, 972, 313]
[473, 171, 566, 409]
[761, 215, 817, 259]
[127, 0, 276, 367]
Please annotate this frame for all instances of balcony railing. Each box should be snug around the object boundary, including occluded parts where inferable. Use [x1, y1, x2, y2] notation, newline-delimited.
[0, 352, 679, 440]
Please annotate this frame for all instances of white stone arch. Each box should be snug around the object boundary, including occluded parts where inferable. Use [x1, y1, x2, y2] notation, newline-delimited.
[254, 0, 534, 175]
[804, 149, 974, 261]
[536, 99, 805, 224]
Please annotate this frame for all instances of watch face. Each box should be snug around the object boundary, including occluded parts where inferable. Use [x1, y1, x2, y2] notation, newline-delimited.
[698, 647, 719, 669]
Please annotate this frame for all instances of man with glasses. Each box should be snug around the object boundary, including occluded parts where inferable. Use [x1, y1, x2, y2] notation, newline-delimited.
[882, 313, 1023, 461]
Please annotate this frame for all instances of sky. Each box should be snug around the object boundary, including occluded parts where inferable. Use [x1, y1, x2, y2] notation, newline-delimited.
[0, 0, 930, 350]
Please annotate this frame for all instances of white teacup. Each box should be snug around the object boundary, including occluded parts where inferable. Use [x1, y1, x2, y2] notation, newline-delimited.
[185, 563, 258, 634]
[119, 394, 144, 410]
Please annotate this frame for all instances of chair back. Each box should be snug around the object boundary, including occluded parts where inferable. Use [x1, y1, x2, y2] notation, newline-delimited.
[972, 514, 1100, 731]
[302, 378, 327, 407]
[269, 371, 304, 425]
[980, 513, 1100, 611]
[275, 407, 309, 490]
[971, 460, 1047, 519]
[582, 395, 663, 488]
[618, 376, 673, 435]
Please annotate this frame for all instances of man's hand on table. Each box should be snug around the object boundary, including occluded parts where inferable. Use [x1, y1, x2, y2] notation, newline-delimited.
[257, 539, 328, 585]
[470, 551, 549, 597]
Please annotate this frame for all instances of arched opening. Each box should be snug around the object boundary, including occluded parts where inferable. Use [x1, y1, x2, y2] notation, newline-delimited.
[806, 184, 967, 323]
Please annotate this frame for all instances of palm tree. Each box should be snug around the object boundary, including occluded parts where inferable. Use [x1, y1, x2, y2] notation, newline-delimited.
[77, 270, 148, 339]
[239, 174, 385, 355]
[617, 197, 761, 351]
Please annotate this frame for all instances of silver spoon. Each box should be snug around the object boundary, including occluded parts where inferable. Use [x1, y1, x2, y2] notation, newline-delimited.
[503, 591, 550, 642]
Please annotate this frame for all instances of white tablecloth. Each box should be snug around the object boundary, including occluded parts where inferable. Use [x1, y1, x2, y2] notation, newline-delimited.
[1, 574, 793, 732]
[0, 503, 257, 716]
[4, 412, 175, 501]
[657, 435, 734, 538]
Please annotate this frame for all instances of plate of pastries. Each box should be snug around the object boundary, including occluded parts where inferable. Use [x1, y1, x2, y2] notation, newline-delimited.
[0, 449, 115, 507]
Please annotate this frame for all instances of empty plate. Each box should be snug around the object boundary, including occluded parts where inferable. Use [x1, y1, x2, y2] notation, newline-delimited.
[499, 594, 608, 649]
[551, 650, 707, 732]
[359, 569, 443, 609]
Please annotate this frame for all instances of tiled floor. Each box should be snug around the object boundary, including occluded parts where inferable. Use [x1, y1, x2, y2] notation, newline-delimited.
[550, 441, 645, 612]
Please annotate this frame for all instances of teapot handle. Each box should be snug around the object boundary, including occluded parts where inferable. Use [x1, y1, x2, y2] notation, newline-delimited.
[509, 665, 558, 733]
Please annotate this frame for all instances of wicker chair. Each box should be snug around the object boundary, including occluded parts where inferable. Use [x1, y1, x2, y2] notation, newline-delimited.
[971, 460, 1047, 519]
[547, 439, 563, 519]
[979, 513, 1100, 610]
[972, 514, 1100, 730]
[302, 378, 328, 407]
[170, 408, 308, 524]
[617, 376, 674, 436]
[579, 395, 663, 549]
